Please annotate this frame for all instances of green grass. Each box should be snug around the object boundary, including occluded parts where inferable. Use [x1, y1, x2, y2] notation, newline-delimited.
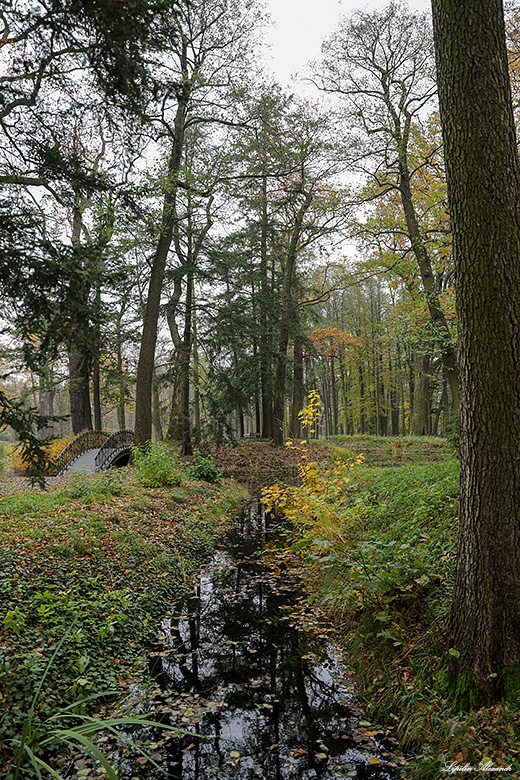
[0, 468, 248, 777]
[281, 436, 520, 779]
[325, 434, 452, 467]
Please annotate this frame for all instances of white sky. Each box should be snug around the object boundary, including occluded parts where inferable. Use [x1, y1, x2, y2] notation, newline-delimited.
[262, 0, 432, 88]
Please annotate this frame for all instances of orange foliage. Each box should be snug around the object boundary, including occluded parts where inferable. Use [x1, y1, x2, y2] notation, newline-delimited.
[310, 327, 361, 358]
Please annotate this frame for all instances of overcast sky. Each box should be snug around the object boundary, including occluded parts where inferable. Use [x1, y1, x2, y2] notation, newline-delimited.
[261, 0, 432, 88]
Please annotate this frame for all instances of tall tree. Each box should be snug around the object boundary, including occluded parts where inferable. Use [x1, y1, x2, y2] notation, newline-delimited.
[318, 1, 459, 410]
[432, 0, 520, 701]
[133, 0, 259, 445]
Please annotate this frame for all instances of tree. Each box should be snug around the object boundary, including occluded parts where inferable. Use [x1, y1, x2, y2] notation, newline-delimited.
[432, 0, 520, 701]
[133, 0, 260, 446]
[0, 0, 169, 453]
[317, 2, 459, 411]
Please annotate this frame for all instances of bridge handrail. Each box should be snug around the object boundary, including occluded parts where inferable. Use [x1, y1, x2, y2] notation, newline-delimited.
[50, 430, 110, 475]
[95, 430, 134, 472]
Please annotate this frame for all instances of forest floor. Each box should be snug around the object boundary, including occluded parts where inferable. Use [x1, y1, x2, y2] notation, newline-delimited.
[0, 460, 249, 778]
[1, 437, 519, 779]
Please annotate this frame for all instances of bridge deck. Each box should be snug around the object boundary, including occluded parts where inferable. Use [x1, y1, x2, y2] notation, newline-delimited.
[66, 448, 99, 475]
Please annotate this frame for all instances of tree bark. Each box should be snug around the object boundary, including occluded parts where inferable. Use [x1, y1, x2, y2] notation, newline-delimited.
[289, 338, 304, 438]
[260, 173, 273, 439]
[68, 349, 93, 434]
[68, 202, 93, 434]
[273, 189, 313, 446]
[134, 73, 189, 445]
[397, 139, 460, 411]
[432, 0, 520, 700]
[410, 353, 430, 435]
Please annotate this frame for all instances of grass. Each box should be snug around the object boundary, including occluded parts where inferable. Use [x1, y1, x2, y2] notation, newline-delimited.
[269, 435, 520, 780]
[0, 462, 248, 778]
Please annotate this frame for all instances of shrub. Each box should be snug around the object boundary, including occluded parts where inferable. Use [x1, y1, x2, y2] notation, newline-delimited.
[131, 442, 183, 487]
[187, 450, 223, 484]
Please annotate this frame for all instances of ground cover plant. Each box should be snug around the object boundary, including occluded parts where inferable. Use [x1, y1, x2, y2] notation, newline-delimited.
[208, 438, 332, 491]
[0, 452, 248, 778]
[263, 436, 520, 779]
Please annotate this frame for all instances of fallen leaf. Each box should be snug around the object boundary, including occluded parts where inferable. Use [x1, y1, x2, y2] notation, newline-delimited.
[368, 757, 380, 765]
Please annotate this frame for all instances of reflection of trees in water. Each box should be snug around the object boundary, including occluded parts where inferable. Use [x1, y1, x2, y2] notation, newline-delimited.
[118, 502, 394, 779]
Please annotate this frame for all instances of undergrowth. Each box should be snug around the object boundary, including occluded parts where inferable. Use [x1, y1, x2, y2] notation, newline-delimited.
[263, 435, 520, 779]
[0, 468, 248, 777]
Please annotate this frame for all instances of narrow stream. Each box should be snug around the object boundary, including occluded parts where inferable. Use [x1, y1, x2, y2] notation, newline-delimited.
[70, 501, 404, 779]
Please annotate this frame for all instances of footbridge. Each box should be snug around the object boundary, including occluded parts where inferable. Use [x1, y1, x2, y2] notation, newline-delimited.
[51, 430, 134, 476]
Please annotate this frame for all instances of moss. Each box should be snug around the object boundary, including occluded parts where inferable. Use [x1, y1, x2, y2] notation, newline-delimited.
[502, 661, 520, 706]
[450, 667, 490, 713]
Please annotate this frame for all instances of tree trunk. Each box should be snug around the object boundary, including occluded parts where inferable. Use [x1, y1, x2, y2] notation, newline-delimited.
[68, 349, 93, 434]
[260, 174, 273, 439]
[397, 132, 460, 411]
[179, 268, 193, 456]
[192, 308, 201, 439]
[152, 368, 164, 441]
[330, 355, 338, 436]
[358, 364, 366, 435]
[68, 201, 93, 434]
[134, 82, 188, 445]
[92, 355, 102, 431]
[433, 0, 520, 700]
[410, 353, 429, 435]
[289, 338, 303, 438]
[273, 189, 313, 446]
[338, 354, 349, 435]
[116, 334, 126, 431]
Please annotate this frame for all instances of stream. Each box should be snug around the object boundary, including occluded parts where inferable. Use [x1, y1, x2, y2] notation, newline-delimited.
[69, 500, 404, 779]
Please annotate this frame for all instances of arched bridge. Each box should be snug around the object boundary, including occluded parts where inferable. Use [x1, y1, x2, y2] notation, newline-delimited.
[50, 430, 134, 476]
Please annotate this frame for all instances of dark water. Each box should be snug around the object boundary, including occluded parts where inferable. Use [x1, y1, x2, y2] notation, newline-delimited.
[69, 501, 404, 779]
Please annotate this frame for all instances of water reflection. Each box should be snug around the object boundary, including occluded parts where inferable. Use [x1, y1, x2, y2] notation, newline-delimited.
[114, 502, 401, 779]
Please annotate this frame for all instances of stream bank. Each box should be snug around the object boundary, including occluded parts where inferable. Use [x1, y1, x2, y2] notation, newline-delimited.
[67, 500, 406, 779]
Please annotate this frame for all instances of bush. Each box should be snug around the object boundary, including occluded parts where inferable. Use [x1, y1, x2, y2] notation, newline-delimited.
[131, 442, 183, 487]
[187, 449, 223, 484]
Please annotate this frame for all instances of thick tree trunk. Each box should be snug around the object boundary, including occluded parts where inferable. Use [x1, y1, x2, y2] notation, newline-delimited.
[92, 356, 102, 431]
[179, 268, 193, 456]
[192, 310, 201, 439]
[117, 336, 126, 431]
[68, 349, 93, 434]
[433, 0, 520, 700]
[152, 368, 164, 441]
[92, 282, 102, 431]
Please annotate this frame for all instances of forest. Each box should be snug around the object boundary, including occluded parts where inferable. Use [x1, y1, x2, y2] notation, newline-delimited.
[2, 0, 520, 778]
[1, 0, 467, 458]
